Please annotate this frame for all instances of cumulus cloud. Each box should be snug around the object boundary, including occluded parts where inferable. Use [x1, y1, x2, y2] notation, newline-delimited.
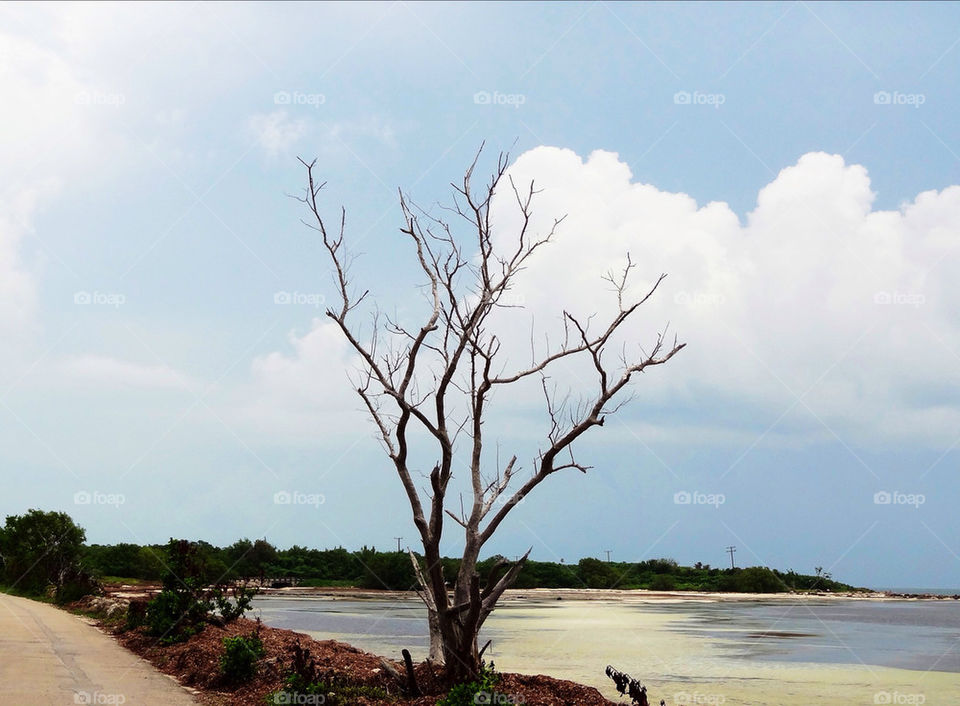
[248, 110, 308, 158]
[482, 147, 960, 445]
[238, 147, 960, 448]
[232, 319, 365, 439]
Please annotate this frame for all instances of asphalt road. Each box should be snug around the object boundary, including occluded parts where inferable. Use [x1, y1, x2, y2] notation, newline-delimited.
[0, 592, 198, 705]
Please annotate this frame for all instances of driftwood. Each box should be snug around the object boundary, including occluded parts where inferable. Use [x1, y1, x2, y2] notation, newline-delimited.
[379, 651, 421, 697]
[378, 657, 403, 684]
[402, 648, 421, 697]
[605, 665, 650, 706]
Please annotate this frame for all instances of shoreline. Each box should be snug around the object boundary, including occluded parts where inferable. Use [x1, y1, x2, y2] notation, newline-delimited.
[248, 585, 959, 602]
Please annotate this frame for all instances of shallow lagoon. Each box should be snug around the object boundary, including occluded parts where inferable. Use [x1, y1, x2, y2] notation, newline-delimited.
[253, 593, 960, 704]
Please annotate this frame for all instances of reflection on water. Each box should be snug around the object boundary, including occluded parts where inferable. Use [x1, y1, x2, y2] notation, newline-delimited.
[252, 595, 960, 705]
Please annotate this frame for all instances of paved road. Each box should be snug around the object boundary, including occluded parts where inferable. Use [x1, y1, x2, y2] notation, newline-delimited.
[0, 592, 198, 705]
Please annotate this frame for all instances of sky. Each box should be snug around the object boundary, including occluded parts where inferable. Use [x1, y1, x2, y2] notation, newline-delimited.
[1, 1, 959, 589]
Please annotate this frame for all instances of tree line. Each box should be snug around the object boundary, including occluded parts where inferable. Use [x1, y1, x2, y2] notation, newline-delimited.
[0, 510, 864, 601]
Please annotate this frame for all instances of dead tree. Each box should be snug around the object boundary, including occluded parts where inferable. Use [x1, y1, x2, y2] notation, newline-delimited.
[296, 148, 684, 683]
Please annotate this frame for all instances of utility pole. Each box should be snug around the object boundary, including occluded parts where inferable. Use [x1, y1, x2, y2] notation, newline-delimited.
[604, 549, 612, 563]
[726, 545, 737, 569]
[394, 537, 403, 553]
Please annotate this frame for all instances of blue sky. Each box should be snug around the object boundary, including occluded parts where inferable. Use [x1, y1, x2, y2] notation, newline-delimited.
[2, 1, 959, 588]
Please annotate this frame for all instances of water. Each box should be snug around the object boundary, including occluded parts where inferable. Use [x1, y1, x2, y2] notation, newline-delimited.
[656, 599, 960, 672]
[252, 594, 960, 704]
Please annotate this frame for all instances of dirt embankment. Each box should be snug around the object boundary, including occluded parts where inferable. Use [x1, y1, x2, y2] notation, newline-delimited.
[75, 595, 616, 706]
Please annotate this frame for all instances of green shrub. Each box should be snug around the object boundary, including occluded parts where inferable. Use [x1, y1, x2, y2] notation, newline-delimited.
[143, 540, 258, 644]
[649, 574, 677, 591]
[220, 631, 265, 684]
[437, 662, 499, 706]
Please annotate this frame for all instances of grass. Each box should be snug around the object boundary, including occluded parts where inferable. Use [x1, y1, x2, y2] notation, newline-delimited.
[100, 576, 149, 585]
[0, 583, 56, 603]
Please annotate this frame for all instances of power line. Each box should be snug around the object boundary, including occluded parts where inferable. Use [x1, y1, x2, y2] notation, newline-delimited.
[394, 537, 403, 553]
[726, 545, 737, 569]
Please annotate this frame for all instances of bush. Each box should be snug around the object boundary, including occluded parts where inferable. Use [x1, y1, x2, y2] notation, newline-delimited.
[649, 574, 676, 591]
[719, 567, 787, 593]
[0, 509, 92, 601]
[143, 539, 258, 644]
[220, 630, 265, 683]
[437, 662, 498, 706]
[126, 598, 148, 630]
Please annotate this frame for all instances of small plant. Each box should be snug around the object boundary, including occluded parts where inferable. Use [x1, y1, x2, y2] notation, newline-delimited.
[284, 640, 320, 693]
[143, 540, 258, 644]
[268, 640, 389, 705]
[215, 582, 258, 621]
[220, 629, 265, 684]
[438, 661, 499, 706]
[125, 598, 148, 630]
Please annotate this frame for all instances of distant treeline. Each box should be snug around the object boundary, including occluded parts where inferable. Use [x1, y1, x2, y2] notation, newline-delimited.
[81, 539, 864, 594]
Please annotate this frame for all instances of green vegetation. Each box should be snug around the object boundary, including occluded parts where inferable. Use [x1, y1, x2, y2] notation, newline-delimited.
[220, 630, 265, 683]
[437, 662, 499, 706]
[145, 539, 257, 644]
[82, 537, 864, 593]
[0, 509, 864, 599]
[268, 639, 390, 705]
[0, 509, 96, 602]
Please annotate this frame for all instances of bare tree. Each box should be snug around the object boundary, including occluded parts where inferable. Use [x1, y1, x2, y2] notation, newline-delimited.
[296, 148, 684, 683]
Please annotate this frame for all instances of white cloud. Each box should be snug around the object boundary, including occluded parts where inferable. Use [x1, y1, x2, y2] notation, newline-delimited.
[248, 110, 308, 158]
[483, 147, 960, 445]
[245, 148, 960, 448]
[58, 355, 189, 390]
[232, 319, 365, 439]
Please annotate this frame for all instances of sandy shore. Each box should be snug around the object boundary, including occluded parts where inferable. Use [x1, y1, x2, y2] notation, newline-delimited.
[253, 589, 960, 705]
[253, 585, 951, 602]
